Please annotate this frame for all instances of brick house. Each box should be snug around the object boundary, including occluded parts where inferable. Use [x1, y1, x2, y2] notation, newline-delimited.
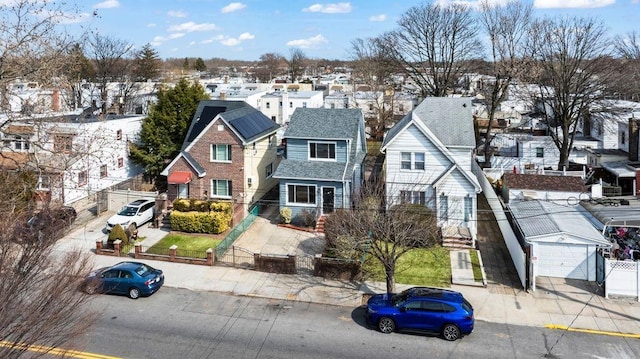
[161, 100, 280, 224]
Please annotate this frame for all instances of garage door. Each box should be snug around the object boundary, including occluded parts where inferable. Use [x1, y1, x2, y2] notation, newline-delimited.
[536, 243, 588, 280]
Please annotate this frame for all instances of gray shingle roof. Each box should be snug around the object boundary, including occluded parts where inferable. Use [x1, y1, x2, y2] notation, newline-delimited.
[413, 97, 474, 147]
[383, 97, 474, 149]
[272, 159, 348, 181]
[285, 108, 363, 140]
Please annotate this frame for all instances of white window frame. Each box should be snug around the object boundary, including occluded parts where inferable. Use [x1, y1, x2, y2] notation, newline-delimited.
[211, 144, 232, 162]
[210, 179, 232, 199]
[414, 153, 425, 170]
[309, 141, 337, 161]
[287, 184, 317, 206]
[439, 193, 448, 221]
[265, 162, 273, 178]
[400, 152, 411, 170]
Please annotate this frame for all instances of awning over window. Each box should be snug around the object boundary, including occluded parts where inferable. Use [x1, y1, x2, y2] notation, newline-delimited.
[168, 171, 192, 184]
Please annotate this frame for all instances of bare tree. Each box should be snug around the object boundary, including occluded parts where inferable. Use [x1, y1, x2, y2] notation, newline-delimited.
[524, 17, 612, 169]
[85, 34, 133, 114]
[611, 31, 640, 101]
[477, 0, 533, 164]
[379, 1, 482, 98]
[350, 38, 398, 140]
[0, 0, 84, 117]
[323, 179, 439, 293]
[255, 52, 286, 83]
[287, 48, 307, 82]
[0, 184, 97, 358]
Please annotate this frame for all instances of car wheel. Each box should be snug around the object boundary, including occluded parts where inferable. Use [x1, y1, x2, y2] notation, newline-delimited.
[128, 287, 141, 299]
[442, 324, 461, 341]
[85, 284, 97, 295]
[378, 317, 396, 334]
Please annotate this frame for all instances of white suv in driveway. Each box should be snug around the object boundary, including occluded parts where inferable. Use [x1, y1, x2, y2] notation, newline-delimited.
[106, 198, 155, 231]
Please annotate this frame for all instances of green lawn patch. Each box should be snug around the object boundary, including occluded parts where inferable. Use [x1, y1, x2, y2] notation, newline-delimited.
[469, 250, 484, 283]
[146, 233, 221, 258]
[362, 246, 452, 288]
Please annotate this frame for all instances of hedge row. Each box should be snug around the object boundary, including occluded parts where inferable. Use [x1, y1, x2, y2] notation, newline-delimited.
[172, 198, 233, 215]
[169, 210, 232, 234]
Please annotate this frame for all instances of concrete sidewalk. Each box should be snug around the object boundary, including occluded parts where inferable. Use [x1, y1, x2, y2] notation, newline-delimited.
[55, 212, 640, 337]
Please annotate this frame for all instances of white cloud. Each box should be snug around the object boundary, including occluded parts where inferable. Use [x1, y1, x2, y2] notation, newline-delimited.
[202, 35, 225, 44]
[94, 0, 119, 9]
[147, 23, 156, 28]
[151, 33, 185, 46]
[238, 32, 255, 40]
[49, 11, 92, 24]
[221, 38, 241, 46]
[168, 22, 216, 33]
[369, 14, 386, 22]
[215, 32, 255, 46]
[221, 2, 247, 13]
[167, 10, 187, 18]
[286, 34, 328, 48]
[303, 2, 352, 14]
[534, 0, 615, 8]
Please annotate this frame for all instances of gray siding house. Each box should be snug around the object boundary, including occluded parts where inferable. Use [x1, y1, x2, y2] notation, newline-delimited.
[272, 108, 367, 223]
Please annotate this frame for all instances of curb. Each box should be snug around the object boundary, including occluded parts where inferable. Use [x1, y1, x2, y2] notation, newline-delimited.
[544, 324, 640, 338]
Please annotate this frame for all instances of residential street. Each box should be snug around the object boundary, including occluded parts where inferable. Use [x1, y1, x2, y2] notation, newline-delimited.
[69, 287, 640, 359]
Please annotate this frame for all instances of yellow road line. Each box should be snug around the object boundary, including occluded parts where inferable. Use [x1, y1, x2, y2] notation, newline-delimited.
[0, 340, 122, 359]
[544, 324, 640, 339]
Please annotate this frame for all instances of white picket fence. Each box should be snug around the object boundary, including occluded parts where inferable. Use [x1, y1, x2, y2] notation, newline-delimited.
[604, 259, 640, 301]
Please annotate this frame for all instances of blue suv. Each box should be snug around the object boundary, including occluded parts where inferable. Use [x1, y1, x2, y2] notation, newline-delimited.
[366, 287, 474, 341]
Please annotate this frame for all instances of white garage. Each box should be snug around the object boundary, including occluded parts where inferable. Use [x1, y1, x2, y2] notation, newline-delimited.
[509, 200, 611, 289]
[535, 242, 590, 280]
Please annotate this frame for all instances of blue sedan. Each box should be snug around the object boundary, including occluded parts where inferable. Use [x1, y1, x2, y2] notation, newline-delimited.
[83, 261, 164, 299]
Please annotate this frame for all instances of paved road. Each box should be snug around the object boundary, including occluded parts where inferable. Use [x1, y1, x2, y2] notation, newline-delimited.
[69, 287, 640, 359]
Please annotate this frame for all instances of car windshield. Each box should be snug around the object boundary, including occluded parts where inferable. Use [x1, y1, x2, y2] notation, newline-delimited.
[135, 264, 154, 277]
[391, 289, 411, 307]
[117, 205, 138, 216]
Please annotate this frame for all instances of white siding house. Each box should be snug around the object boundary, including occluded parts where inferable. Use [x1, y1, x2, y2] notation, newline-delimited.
[0, 113, 144, 205]
[381, 97, 481, 246]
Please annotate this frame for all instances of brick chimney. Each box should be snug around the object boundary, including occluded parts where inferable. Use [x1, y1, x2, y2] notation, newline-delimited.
[52, 88, 60, 112]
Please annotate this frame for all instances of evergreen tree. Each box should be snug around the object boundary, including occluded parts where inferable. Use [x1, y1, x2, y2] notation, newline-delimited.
[194, 57, 207, 72]
[182, 57, 190, 70]
[129, 78, 209, 181]
[133, 43, 161, 81]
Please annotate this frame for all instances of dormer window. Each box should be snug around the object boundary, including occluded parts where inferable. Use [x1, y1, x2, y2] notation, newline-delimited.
[309, 142, 336, 160]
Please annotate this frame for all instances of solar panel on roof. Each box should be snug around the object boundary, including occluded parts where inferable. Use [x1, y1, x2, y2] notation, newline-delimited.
[187, 106, 226, 143]
[229, 111, 277, 140]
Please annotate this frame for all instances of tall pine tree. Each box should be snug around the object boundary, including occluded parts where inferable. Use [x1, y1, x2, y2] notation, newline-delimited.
[129, 78, 209, 182]
[133, 43, 161, 81]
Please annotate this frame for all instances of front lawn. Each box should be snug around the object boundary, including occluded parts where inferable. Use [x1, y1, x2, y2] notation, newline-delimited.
[362, 246, 452, 288]
[146, 233, 221, 258]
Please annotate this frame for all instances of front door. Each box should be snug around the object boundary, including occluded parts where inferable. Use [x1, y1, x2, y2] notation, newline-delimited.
[322, 187, 335, 214]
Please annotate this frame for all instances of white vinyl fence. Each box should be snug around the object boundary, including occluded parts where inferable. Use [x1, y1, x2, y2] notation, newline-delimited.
[472, 162, 527, 289]
[605, 259, 640, 301]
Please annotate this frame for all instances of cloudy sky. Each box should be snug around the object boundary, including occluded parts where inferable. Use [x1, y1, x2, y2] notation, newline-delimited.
[71, 0, 640, 61]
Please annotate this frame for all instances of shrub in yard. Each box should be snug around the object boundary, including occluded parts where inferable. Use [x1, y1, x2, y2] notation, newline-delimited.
[192, 199, 210, 212]
[170, 210, 232, 234]
[108, 224, 128, 245]
[125, 223, 138, 243]
[172, 198, 191, 212]
[298, 209, 316, 228]
[210, 201, 232, 215]
[280, 207, 292, 224]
